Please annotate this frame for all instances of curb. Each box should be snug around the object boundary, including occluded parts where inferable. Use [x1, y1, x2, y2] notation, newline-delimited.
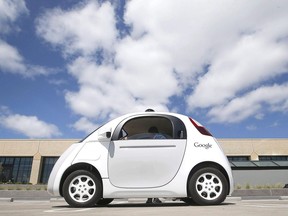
[279, 196, 288, 200]
[226, 196, 242, 202]
[232, 189, 288, 196]
[0, 197, 14, 202]
[50, 197, 64, 202]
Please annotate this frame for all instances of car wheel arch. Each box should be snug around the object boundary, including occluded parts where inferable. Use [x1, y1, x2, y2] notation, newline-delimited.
[186, 161, 230, 197]
[60, 163, 102, 197]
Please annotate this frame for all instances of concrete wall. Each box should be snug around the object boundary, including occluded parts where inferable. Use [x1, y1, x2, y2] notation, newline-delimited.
[233, 169, 288, 187]
[219, 138, 288, 160]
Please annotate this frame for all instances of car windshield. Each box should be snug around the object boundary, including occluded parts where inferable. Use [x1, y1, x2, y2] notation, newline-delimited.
[80, 115, 128, 142]
[79, 125, 103, 143]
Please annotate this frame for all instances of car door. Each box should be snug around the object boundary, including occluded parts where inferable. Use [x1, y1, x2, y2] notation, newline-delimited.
[108, 115, 187, 188]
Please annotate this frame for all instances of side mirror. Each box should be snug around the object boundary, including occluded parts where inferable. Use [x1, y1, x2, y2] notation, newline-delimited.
[98, 129, 112, 141]
[106, 131, 111, 138]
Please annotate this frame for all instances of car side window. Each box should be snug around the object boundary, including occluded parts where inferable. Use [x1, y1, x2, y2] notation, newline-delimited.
[118, 116, 173, 140]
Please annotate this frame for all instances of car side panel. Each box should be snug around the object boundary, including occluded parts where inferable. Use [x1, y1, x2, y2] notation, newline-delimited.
[72, 141, 110, 178]
[103, 136, 233, 198]
[108, 139, 186, 188]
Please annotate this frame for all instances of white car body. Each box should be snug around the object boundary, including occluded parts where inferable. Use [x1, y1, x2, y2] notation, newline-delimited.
[48, 111, 233, 207]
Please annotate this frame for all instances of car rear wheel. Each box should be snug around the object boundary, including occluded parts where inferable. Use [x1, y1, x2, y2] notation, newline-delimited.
[188, 167, 228, 205]
[63, 170, 101, 207]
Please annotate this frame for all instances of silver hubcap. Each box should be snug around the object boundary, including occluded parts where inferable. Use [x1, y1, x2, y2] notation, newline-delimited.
[68, 175, 96, 203]
[196, 172, 223, 200]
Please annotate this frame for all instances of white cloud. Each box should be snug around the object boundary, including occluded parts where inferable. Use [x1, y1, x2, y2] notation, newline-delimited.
[246, 125, 257, 131]
[208, 83, 288, 123]
[270, 122, 279, 128]
[188, 34, 288, 109]
[65, 56, 170, 121]
[114, 36, 179, 101]
[72, 117, 99, 134]
[36, 1, 117, 56]
[255, 113, 264, 120]
[0, 40, 25, 71]
[0, 113, 61, 138]
[0, 40, 54, 77]
[0, 1, 54, 77]
[0, 0, 28, 34]
[36, 0, 288, 130]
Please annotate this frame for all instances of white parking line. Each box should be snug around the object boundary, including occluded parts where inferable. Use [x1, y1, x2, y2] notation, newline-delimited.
[44, 208, 92, 213]
[240, 203, 288, 209]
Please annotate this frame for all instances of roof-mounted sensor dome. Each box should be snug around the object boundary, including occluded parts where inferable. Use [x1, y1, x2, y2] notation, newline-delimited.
[145, 108, 155, 112]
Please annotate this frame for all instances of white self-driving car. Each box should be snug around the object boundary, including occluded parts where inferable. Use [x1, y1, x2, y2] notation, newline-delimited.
[48, 110, 233, 207]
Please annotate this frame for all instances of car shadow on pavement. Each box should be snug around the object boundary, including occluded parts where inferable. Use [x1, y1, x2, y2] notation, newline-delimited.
[52, 202, 235, 209]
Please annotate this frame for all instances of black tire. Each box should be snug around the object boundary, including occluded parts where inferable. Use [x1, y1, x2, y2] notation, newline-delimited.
[63, 170, 102, 207]
[96, 198, 114, 206]
[181, 197, 195, 205]
[188, 167, 228, 205]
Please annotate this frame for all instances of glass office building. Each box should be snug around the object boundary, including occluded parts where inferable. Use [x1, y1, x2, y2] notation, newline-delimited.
[0, 157, 33, 183]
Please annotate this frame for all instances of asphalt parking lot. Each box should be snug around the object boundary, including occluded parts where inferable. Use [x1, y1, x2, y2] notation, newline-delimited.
[1, 198, 288, 216]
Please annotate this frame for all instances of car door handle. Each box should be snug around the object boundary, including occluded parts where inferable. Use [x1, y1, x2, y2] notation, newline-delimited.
[119, 145, 176, 149]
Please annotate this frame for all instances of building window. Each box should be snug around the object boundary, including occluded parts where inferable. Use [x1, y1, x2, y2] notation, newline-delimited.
[227, 156, 250, 161]
[259, 156, 288, 161]
[0, 157, 32, 184]
[39, 157, 58, 184]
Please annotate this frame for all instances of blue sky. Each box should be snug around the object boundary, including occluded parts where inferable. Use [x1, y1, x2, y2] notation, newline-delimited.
[0, 0, 288, 139]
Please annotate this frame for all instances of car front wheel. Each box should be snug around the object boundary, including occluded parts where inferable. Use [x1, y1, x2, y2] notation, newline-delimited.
[181, 197, 195, 205]
[188, 167, 228, 205]
[63, 170, 102, 207]
[96, 198, 114, 206]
